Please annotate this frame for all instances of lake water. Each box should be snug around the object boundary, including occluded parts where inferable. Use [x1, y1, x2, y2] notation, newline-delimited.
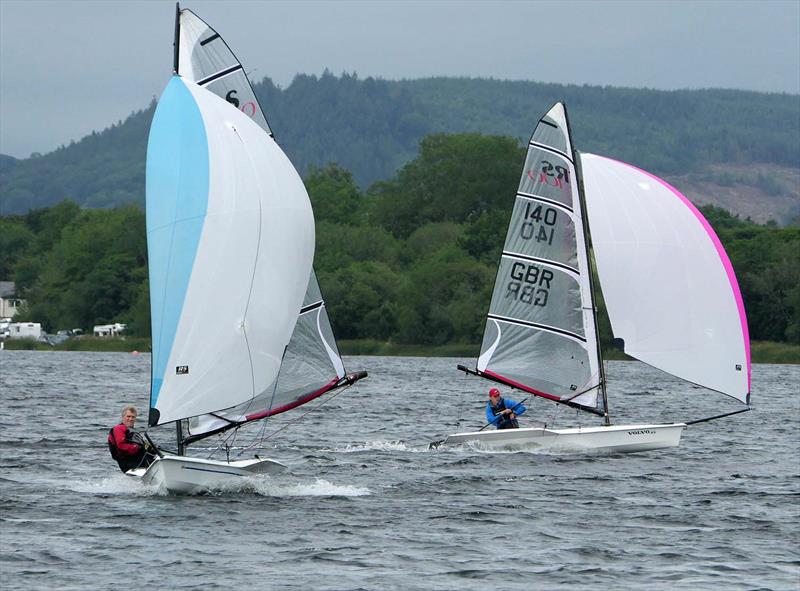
[1, 352, 798, 590]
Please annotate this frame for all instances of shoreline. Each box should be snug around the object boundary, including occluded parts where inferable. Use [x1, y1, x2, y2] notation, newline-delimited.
[2, 337, 798, 364]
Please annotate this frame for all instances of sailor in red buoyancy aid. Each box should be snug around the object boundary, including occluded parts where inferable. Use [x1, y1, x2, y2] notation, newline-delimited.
[108, 406, 154, 472]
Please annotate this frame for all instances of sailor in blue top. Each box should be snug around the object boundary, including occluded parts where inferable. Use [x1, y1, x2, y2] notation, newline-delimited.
[486, 387, 526, 429]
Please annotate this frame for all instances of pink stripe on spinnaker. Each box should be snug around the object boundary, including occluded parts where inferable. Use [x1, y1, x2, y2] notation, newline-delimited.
[597, 155, 751, 392]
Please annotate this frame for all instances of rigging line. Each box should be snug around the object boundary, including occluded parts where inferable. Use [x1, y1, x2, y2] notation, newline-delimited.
[685, 407, 751, 425]
[202, 424, 240, 459]
[549, 398, 561, 427]
[229, 123, 265, 408]
[239, 380, 355, 454]
[560, 381, 602, 404]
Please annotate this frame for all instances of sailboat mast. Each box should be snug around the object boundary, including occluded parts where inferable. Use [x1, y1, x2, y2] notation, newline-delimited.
[172, 3, 181, 74]
[176, 420, 185, 455]
[567, 106, 610, 426]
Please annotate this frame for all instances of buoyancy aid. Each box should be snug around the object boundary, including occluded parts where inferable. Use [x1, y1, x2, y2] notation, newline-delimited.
[491, 397, 519, 429]
[108, 428, 119, 460]
[108, 424, 147, 471]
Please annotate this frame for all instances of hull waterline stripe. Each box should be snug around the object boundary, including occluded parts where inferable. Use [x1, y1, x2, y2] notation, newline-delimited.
[181, 465, 246, 476]
[198, 64, 243, 86]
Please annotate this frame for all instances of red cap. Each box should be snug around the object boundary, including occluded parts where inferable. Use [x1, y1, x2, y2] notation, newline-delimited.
[489, 388, 500, 398]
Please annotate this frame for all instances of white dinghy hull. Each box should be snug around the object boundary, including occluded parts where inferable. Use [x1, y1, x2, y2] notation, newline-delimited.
[128, 455, 286, 495]
[438, 423, 686, 454]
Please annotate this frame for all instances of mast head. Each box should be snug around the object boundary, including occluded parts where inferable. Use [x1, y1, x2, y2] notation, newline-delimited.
[173, 3, 181, 74]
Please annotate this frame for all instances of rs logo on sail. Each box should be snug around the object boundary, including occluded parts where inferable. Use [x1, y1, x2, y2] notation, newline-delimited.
[527, 160, 570, 189]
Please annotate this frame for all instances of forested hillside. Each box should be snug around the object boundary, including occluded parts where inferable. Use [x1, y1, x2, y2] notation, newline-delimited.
[3, 134, 798, 352]
[2, 74, 798, 221]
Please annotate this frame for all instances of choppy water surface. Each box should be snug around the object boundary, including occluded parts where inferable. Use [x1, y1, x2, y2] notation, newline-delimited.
[1, 352, 798, 590]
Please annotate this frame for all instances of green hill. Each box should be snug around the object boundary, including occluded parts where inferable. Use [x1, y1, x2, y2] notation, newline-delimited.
[2, 74, 798, 220]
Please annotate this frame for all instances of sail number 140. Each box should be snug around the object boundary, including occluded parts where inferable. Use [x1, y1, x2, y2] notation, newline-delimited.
[520, 203, 558, 245]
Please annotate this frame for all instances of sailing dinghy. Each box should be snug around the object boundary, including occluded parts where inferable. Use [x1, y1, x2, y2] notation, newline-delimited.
[129, 5, 366, 494]
[436, 102, 750, 453]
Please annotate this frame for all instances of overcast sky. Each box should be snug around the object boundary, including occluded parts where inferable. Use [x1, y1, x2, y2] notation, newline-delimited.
[1, 0, 798, 159]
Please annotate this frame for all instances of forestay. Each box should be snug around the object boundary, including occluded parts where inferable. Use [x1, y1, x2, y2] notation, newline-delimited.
[146, 75, 314, 426]
[580, 154, 751, 403]
[476, 103, 604, 414]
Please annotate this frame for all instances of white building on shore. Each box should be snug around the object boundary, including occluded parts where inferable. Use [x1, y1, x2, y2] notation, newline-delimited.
[0, 282, 23, 318]
[93, 323, 127, 337]
[6, 322, 42, 340]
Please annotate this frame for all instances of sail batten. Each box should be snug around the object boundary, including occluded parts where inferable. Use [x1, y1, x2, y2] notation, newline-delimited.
[501, 251, 580, 276]
[516, 193, 574, 213]
[528, 142, 573, 162]
[487, 314, 588, 343]
[197, 64, 244, 87]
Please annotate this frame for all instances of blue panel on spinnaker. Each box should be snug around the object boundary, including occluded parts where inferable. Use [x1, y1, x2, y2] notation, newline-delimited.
[146, 76, 209, 407]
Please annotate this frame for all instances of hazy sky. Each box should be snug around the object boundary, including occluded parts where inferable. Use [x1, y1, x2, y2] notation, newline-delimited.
[1, 0, 798, 159]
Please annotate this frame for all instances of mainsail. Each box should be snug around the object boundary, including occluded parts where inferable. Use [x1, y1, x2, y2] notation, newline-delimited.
[475, 103, 604, 415]
[580, 154, 751, 403]
[147, 6, 362, 443]
[175, 7, 272, 135]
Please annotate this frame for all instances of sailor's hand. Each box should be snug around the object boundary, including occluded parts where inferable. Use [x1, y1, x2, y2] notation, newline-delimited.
[144, 442, 153, 451]
[509, 413, 516, 419]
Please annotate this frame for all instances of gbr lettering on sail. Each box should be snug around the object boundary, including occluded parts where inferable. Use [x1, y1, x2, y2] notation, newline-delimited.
[506, 158, 569, 308]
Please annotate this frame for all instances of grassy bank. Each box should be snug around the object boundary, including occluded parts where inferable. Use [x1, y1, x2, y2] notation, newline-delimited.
[3, 337, 798, 364]
[750, 341, 800, 364]
[1, 336, 151, 352]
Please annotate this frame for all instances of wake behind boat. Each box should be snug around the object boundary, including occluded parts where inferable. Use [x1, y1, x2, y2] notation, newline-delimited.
[433, 102, 750, 453]
[131, 5, 366, 494]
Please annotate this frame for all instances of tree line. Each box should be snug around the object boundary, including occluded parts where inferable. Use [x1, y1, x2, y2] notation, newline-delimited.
[2, 133, 798, 349]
